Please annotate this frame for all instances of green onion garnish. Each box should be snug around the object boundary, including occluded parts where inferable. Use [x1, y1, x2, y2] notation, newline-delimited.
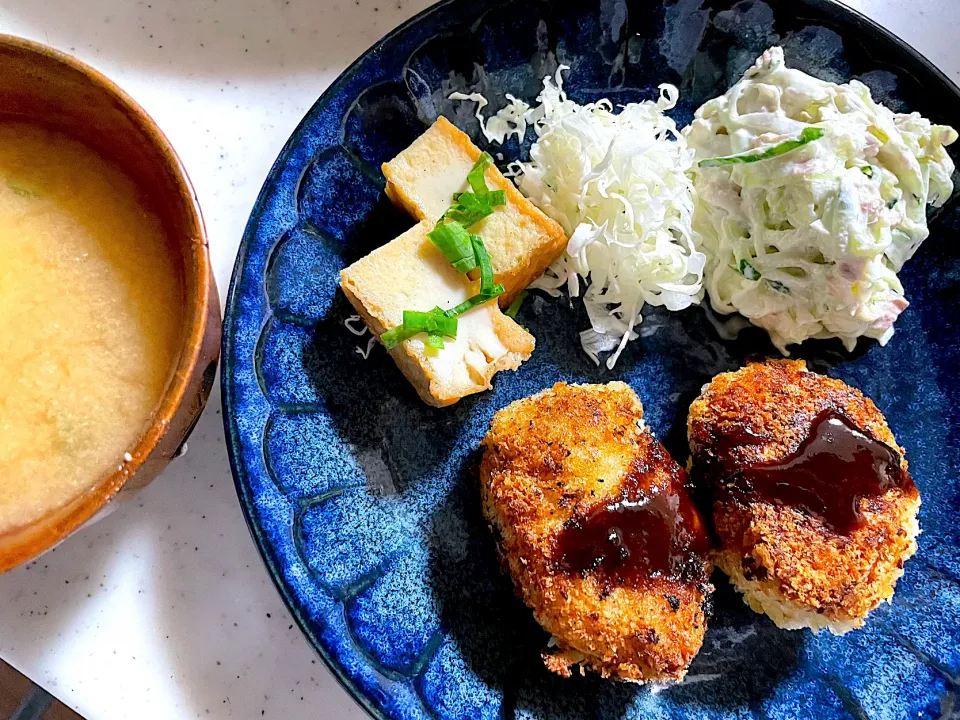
[428, 222, 478, 273]
[380, 324, 423, 350]
[402, 309, 458, 337]
[444, 191, 496, 227]
[381, 307, 458, 350]
[468, 152, 494, 195]
[860, 165, 875, 178]
[482, 189, 506, 206]
[471, 234, 496, 295]
[447, 284, 505, 317]
[505, 290, 529, 319]
[699, 127, 825, 168]
[382, 155, 511, 351]
[739, 258, 761, 280]
[451, 189, 507, 209]
[442, 154, 506, 228]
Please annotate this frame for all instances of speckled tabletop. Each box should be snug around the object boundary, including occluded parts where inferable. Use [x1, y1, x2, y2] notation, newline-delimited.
[0, 0, 955, 719]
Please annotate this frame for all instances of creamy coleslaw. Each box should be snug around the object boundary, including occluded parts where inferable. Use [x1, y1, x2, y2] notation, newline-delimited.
[685, 46, 957, 352]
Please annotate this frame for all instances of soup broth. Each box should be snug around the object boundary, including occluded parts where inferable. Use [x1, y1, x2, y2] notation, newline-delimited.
[0, 123, 183, 534]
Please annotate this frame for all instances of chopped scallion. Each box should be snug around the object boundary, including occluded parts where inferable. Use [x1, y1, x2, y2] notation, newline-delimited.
[428, 222, 477, 272]
[699, 127, 824, 168]
[447, 284, 505, 317]
[467, 152, 494, 195]
[402, 309, 458, 337]
[739, 258, 761, 280]
[381, 307, 458, 350]
[471, 234, 496, 295]
[380, 325, 423, 350]
[482, 189, 506, 207]
[444, 191, 495, 227]
[442, 154, 506, 228]
[390, 154, 506, 350]
[505, 290, 529, 319]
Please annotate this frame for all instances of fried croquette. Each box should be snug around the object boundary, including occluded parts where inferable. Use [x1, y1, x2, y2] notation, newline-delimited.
[481, 382, 712, 683]
[688, 359, 920, 634]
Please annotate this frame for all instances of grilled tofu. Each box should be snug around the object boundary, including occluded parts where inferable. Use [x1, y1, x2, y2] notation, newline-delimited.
[688, 360, 920, 634]
[340, 220, 534, 407]
[481, 382, 712, 683]
[382, 116, 567, 305]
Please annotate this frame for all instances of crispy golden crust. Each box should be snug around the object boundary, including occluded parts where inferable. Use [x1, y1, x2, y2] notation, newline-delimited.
[481, 382, 711, 683]
[687, 360, 920, 631]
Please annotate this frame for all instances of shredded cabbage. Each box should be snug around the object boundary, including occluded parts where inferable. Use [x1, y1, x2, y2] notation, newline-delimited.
[685, 46, 958, 353]
[454, 68, 704, 368]
[449, 91, 531, 145]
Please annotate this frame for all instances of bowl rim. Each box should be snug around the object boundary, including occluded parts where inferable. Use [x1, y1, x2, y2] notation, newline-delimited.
[0, 33, 216, 571]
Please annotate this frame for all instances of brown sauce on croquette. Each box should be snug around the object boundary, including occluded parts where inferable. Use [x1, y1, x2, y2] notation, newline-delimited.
[728, 408, 915, 533]
[554, 457, 709, 587]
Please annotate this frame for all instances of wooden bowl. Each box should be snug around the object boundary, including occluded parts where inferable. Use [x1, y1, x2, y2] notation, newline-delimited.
[0, 35, 221, 572]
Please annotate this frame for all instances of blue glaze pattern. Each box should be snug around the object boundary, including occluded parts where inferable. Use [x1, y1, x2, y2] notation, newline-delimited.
[223, 1, 960, 717]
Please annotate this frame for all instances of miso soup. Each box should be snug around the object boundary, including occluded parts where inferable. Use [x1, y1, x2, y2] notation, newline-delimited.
[0, 123, 183, 534]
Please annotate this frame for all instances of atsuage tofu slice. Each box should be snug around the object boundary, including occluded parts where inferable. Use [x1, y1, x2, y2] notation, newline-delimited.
[382, 117, 567, 305]
[340, 220, 534, 407]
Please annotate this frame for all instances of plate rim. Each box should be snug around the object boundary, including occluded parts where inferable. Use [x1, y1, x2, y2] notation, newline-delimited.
[220, 1, 960, 718]
[221, 2, 456, 717]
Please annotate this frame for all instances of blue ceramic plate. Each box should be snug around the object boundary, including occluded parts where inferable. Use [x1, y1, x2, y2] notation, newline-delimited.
[222, 1, 960, 717]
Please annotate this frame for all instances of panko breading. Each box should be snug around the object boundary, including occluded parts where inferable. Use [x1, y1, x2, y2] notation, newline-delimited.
[481, 382, 712, 683]
[688, 360, 920, 634]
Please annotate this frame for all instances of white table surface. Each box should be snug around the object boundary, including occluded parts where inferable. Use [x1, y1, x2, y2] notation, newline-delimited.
[0, 0, 955, 718]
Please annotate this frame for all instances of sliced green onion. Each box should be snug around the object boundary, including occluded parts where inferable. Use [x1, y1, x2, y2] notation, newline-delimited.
[860, 165, 875, 178]
[442, 155, 506, 228]
[382, 308, 458, 350]
[739, 258, 761, 281]
[380, 325, 422, 350]
[482, 189, 506, 207]
[444, 192, 495, 227]
[505, 290, 529, 319]
[447, 284, 505, 317]
[452, 190, 506, 205]
[766, 279, 790, 294]
[428, 222, 477, 272]
[451, 256, 478, 273]
[471, 234, 496, 295]
[412, 156, 507, 329]
[887, 197, 898, 209]
[699, 127, 824, 168]
[468, 153, 493, 194]
[402, 309, 458, 337]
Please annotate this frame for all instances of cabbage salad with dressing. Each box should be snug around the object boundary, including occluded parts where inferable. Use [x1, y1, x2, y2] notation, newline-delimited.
[453, 46, 956, 363]
[454, 68, 705, 368]
[685, 46, 958, 353]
